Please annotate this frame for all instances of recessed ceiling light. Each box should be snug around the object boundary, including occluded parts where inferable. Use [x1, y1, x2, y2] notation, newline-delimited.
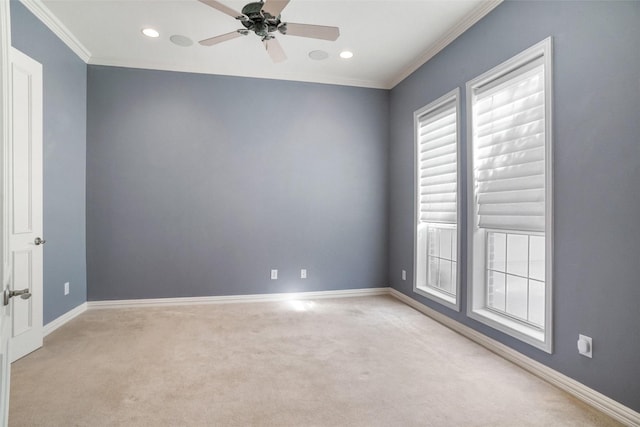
[308, 50, 329, 61]
[339, 50, 354, 59]
[142, 28, 160, 38]
[170, 35, 193, 47]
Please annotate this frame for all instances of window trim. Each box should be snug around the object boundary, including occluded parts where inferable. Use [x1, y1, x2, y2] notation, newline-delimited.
[413, 88, 461, 312]
[466, 38, 554, 353]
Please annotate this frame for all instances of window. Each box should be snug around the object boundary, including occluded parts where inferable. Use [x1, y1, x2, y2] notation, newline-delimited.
[414, 89, 460, 311]
[467, 38, 553, 352]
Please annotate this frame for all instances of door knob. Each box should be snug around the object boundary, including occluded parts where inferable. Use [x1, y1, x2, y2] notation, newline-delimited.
[3, 288, 32, 306]
[34, 237, 46, 245]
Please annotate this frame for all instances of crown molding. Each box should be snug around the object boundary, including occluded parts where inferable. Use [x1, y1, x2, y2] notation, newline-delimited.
[19, 0, 91, 63]
[387, 0, 503, 89]
[88, 56, 388, 89]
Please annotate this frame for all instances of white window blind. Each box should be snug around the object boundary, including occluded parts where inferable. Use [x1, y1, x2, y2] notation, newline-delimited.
[473, 58, 546, 232]
[418, 101, 457, 224]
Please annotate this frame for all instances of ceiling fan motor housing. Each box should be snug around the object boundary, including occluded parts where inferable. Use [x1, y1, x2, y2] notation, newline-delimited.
[241, 2, 266, 18]
[240, 1, 283, 38]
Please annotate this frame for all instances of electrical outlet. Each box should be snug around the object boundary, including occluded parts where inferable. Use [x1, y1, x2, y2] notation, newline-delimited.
[577, 334, 592, 358]
[64, 282, 70, 295]
[270, 269, 278, 280]
[301, 269, 307, 279]
[402, 270, 407, 281]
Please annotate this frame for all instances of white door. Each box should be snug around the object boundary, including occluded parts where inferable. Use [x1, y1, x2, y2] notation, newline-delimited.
[0, 1, 14, 424]
[8, 48, 43, 363]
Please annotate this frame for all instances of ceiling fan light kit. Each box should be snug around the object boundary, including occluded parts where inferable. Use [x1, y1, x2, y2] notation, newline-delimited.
[197, 0, 340, 63]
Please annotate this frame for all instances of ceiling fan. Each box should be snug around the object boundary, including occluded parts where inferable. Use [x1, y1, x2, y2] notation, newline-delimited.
[197, 0, 340, 63]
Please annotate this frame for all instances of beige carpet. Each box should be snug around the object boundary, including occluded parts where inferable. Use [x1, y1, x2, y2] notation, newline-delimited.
[9, 295, 620, 426]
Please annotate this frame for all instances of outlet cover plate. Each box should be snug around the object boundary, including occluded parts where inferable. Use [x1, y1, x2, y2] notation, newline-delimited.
[577, 334, 592, 358]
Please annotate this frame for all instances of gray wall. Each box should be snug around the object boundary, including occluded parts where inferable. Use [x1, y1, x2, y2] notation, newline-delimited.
[389, 1, 640, 411]
[87, 66, 389, 300]
[10, 1, 87, 324]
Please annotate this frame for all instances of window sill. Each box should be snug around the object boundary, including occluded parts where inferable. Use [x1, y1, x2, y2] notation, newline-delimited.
[414, 285, 459, 312]
[468, 307, 550, 353]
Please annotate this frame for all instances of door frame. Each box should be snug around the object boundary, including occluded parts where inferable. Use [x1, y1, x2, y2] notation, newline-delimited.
[0, 0, 12, 424]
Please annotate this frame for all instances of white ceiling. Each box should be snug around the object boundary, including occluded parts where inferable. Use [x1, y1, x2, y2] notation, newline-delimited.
[29, 0, 501, 89]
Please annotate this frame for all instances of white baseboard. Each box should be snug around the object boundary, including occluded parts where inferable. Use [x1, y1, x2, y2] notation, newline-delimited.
[43, 302, 87, 337]
[87, 287, 391, 309]
[389, 288, 640, 427]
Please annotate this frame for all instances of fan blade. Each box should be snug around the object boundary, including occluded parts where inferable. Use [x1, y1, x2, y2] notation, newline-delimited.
[282, 23, 340, 41]
[264, 38, 287, 63]
[199, 31, 244, 46]
[262, 0, 290, 17]
[197, 0, 244, 19]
